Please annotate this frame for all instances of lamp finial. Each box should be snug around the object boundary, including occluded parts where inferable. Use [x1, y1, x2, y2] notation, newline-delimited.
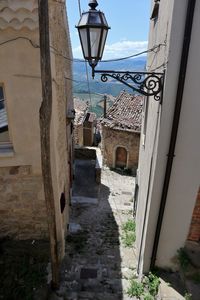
[89, 0, 98, 10]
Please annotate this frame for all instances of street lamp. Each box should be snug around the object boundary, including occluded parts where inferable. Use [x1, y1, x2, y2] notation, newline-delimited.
[76, 0, 110, 75]
[76, 0, 164, 101]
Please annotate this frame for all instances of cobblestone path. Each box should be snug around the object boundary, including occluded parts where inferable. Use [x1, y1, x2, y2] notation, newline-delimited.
[56, 166, 137, 300]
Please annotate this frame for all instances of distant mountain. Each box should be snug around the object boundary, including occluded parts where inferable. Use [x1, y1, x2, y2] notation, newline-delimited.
[73, 57, 146, 97]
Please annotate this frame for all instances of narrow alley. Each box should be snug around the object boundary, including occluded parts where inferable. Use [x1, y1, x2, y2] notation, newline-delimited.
[56, 160, 137, 300]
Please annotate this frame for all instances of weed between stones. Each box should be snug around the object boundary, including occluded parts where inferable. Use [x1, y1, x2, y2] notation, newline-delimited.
[121, 219, 136, 248]
[127, 272, 160, 299]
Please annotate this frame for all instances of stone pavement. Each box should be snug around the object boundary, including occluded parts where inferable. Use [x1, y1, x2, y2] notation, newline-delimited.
[47, 163, 192, 300]
[57, 165, 137, 300]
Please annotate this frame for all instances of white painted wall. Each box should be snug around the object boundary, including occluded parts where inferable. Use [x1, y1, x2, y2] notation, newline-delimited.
[136, 0, 200, 273]
[156, 0, 200, 268]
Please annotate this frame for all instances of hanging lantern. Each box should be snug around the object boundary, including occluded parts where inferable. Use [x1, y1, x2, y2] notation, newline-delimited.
[76, 0, 110, 76]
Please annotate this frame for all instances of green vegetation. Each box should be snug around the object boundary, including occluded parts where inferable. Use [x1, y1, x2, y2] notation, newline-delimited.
[127, 272, 160, 299]
[176, 247, 200, 298]
[184, 292, 192, 300]
[0, 239, 49, 300]
[122, 219, 136, 232]
[192, 272, 200, 284]
[127, 277, 144, 298]
[121, 219, 136, 247]
[143, 293, 154, 300]
[143, 272, 160, 297]
[177, 248, 191, 271]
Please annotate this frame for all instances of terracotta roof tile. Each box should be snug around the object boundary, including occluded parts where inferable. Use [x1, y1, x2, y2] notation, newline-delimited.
[100, 91, 143, 133]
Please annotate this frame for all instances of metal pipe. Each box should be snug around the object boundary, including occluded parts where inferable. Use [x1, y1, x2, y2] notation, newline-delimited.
[150, 0, 196, 270]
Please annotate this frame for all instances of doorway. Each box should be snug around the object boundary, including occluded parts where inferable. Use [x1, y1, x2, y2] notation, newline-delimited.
[115, 146, 127, 168]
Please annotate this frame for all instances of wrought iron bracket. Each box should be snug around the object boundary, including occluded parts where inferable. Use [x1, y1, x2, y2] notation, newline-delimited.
[93, 69, 164, 101]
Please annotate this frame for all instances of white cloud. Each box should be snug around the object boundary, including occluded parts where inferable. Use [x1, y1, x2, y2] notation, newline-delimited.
[73, 45, 83, 58]
[72, 40, 148, 60]
[104, 40, 148, 59]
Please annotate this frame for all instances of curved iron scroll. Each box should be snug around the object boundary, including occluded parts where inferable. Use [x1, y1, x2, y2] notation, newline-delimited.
[94, 70, 164, 101]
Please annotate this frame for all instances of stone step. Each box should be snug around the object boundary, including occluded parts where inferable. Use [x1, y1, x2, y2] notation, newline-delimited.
[71, 196, 98, 205]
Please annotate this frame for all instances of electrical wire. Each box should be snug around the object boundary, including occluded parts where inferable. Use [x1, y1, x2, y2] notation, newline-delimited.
[78, 0, 82, 17]
[0, 37, 39, 48]
[0, 37, 166, 64]
[101, 43, 166, 62]
[77, 0, 93, 111]
[0, 36, 167, 88]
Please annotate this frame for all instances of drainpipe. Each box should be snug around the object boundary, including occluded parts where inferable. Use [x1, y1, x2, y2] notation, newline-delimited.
[150, 0, 196, 270]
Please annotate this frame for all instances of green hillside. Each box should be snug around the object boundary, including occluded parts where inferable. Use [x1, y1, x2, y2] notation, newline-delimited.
[73, 57, 146, 117]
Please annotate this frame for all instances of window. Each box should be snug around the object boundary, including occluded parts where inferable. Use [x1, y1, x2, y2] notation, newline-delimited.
[150, 0, 160, 21]
[0, 86, 10, 143]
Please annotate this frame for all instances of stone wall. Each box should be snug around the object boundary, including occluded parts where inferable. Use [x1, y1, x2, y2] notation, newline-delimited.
[188, 187, 200, 242]
[101, 126, 140, 171]
[74, 124, 84, 146]
[0, 166, 48, 240]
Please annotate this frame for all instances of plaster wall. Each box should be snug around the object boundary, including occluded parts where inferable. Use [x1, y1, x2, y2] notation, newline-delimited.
[0, 0, 73, 249]
[49, 0, 73, 258]
[156, 0, 200, 267]
[136, 0, 200, 273]
[0, 1, 46, 239]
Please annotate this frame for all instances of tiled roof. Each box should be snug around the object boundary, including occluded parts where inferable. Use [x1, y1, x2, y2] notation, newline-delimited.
[100, 91, 143, 133]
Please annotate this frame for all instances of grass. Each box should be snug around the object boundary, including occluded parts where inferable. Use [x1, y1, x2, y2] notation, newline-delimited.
[127, 272, 160, 299]
[143, 272, 160, 297]
[122, 219, 136, 232]
[0, 239, 49, 300]
[143, 293, 155, 300]
[127, 278, 144, 298]
[121, 219, 136, 248]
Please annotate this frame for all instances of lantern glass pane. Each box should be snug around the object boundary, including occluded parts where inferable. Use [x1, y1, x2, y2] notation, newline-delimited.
[90, 28, 101, 58]
[101, 13, 108, 27]
[88, 12, 101, 25]
[99, 29, 108, 58]
[78, 13, 89, 26]
[79, 28, 89, 58]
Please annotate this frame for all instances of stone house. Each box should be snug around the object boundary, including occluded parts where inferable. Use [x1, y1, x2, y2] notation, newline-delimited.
[100, 91, 143, 173]
[83, 112, 96, 146]
[0, 0, 73, 260]
[74, 98, 96, 147]
[136, 0, 200, 274]
[74, 98, 88, 146]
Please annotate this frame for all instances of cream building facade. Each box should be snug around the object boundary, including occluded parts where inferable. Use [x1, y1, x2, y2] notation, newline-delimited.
[0, 0, 73, 259]
[136, 0, 200, 274]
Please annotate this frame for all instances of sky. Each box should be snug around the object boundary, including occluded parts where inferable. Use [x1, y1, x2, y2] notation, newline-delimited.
[66, 0, 151, 60]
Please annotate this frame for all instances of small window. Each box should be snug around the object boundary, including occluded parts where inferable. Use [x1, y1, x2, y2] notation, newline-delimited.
[60, 192, 66, 213]
[0, 86, 10, 143]
[150, 0, 160, 20]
